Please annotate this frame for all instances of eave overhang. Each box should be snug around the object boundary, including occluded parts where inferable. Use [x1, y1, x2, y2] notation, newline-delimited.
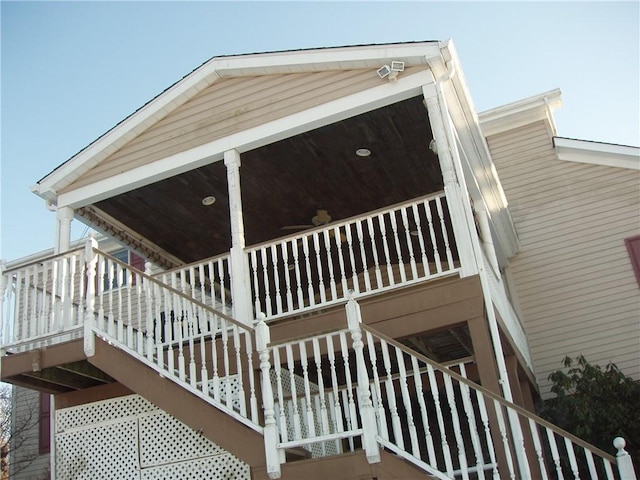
[32, 41, 444, 203]
[554, 137, 640, 170]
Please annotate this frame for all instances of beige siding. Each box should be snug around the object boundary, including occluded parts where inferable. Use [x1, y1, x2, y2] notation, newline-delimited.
[488, 121, 640, 397]
[10, 387, 50, 480]
[64, 67, 422, 192]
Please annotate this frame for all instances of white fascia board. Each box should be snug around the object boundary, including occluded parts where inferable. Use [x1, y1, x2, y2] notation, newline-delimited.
[58, 68, 436, 208]
[438, 41, 520, 259]
[210, 43, 442, 76]
[36, 64, 222, 197]
[478, 89, 562, 138]
[554, 137, 640, 170]
[36, 43, 442, 201]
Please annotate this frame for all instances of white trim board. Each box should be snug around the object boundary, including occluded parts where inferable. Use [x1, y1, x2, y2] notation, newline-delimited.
[554, 137, 640, 170]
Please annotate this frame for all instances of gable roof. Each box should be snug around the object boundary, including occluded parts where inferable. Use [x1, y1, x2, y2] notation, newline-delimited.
[32, 41, 444, 202]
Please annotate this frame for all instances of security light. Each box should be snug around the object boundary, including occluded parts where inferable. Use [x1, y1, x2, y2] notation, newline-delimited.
[377, 65, 391, 79]
[391, 61, 405, 72]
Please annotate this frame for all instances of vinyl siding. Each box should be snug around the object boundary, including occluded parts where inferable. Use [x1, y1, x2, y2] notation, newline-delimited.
[64, 67, 422, 192]
[10, 387, 50, 480]
[487, 121, 640, 397]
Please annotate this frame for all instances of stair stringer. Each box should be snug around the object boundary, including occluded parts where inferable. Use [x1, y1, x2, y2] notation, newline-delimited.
[87, 335, 266, 469]
[251, 449, 439, 480]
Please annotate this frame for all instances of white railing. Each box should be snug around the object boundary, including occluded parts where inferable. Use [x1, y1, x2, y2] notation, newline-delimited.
[152, 253, 233, 316]
[256, 296, 622, 479]
[247, 193, 459, 320]
[359, 323, 619, 480]
[0, 248, 86, 352]
[85, 247, 260, 431]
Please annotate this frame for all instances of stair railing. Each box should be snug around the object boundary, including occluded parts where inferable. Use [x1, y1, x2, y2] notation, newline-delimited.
[82, 239, 261, 432]
[357, 318, 624, 480]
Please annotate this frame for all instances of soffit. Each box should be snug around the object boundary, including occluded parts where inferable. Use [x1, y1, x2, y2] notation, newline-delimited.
[61, 67, 426, 195]
[89, 95, 442, 264]
[36, 42, 442, 199]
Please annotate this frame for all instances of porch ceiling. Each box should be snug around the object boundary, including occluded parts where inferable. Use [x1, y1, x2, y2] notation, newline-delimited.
[91, 95, 441, 264]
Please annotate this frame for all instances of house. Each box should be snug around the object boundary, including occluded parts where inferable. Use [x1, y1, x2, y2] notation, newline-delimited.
[1, 41, 638, 480]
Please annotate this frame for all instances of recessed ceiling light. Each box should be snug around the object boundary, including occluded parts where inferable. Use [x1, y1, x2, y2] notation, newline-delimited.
[355, 148, 371, 157]
[202, 196, 216, 206]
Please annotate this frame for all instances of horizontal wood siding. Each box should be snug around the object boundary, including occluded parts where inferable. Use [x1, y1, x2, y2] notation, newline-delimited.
[487, 121, 640, 397]
[10, 387, 50, 480]
[65, 67, 421, 192]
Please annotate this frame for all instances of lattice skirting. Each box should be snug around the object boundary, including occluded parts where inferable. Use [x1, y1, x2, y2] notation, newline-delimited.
[55, 394, 249, 479]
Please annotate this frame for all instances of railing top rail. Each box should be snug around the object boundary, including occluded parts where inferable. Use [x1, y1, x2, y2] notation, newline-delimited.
[150, 250, 231, 278]
[94, 248, 251, 332]
[266, 324, 350, 349]
[360, 322, 617, 463]
[2, 246, 85, 274]
[246, 191, 447, 252]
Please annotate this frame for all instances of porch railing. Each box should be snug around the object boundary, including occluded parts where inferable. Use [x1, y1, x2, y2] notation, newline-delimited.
[246, 192, 460, 320]
[0, 247, 86, 352]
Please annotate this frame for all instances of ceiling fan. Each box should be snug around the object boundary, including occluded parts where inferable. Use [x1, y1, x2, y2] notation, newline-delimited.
[281, 208, 332, 231]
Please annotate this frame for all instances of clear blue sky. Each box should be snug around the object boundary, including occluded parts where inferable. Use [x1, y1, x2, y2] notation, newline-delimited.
[1, 1, 639, 261]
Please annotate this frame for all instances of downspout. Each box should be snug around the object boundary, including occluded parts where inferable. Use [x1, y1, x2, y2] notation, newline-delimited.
[432, 43, 515, 403]
[435, 42, 531, 478]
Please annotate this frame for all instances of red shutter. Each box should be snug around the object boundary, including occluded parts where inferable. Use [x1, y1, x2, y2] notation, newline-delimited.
[39, 392, 51, 454]
[625, 235, 640, 287]
[130, 252, 146, 285]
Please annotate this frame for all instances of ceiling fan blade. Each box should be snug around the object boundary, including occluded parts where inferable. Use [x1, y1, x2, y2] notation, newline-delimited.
[281, 225, 314, 231]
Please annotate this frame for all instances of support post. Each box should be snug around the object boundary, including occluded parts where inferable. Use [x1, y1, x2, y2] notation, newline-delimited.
[83, 235, 99, 357]
[255, 314, 281, 479]
[422, 84, 477, 277]
[346, 292, 381, 464]
[614, 437, 638, 480]
[225, 149, 254, 327]
[476, 207, 500, 273]
[55, 206, 74, 254]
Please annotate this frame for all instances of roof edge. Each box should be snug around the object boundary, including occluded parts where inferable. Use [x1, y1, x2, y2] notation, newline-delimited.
[554, 137, 640, 170]
[477, 89, 562, 138]
[34, 42, 443, 200]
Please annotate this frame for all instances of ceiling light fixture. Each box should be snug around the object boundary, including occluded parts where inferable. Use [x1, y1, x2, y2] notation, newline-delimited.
[201, 196, 216, 206]
[355, 148, 371, 157]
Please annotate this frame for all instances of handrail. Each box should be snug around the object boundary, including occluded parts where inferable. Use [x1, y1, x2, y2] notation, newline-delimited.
[150, 250, 231, 278]
[94, 248, 248, 332]
[360, 322, 616, 463]
[2, 247, 85, 274]
[246, 191, 447, 252]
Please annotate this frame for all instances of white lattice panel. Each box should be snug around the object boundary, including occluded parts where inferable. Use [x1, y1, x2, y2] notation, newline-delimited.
[139, 411, 224, 467]
[56, 394, 155, 432]
[141, 453, 249, 480]
[56, 419, 139, 479]
[55, 394, 250, 480]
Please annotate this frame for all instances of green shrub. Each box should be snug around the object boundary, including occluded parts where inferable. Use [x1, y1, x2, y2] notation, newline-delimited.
[538, 355, 640, 467]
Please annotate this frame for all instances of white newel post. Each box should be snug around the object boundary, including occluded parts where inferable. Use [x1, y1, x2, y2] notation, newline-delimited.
[346, 292, 381, 464]
[225, 149, 254, 327]
[55, 206, 74, 254]
[255, 314, 281, 479]
[615, 437, 638, 480]
[422, 84, 477, 278]
[83, 235, 99, 357]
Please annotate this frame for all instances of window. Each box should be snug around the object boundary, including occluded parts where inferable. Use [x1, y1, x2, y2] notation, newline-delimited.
[39, 392, 50, 454]
[624, 235, 640, 286]
[102, 249, 146, 290]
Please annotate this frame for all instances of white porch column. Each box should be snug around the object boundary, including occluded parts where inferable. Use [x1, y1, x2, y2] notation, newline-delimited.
[476, 207, 501, 273]
[422, 84, 477, 277]
[54, 206, 75, 254]
[224, 149, 254, 326]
